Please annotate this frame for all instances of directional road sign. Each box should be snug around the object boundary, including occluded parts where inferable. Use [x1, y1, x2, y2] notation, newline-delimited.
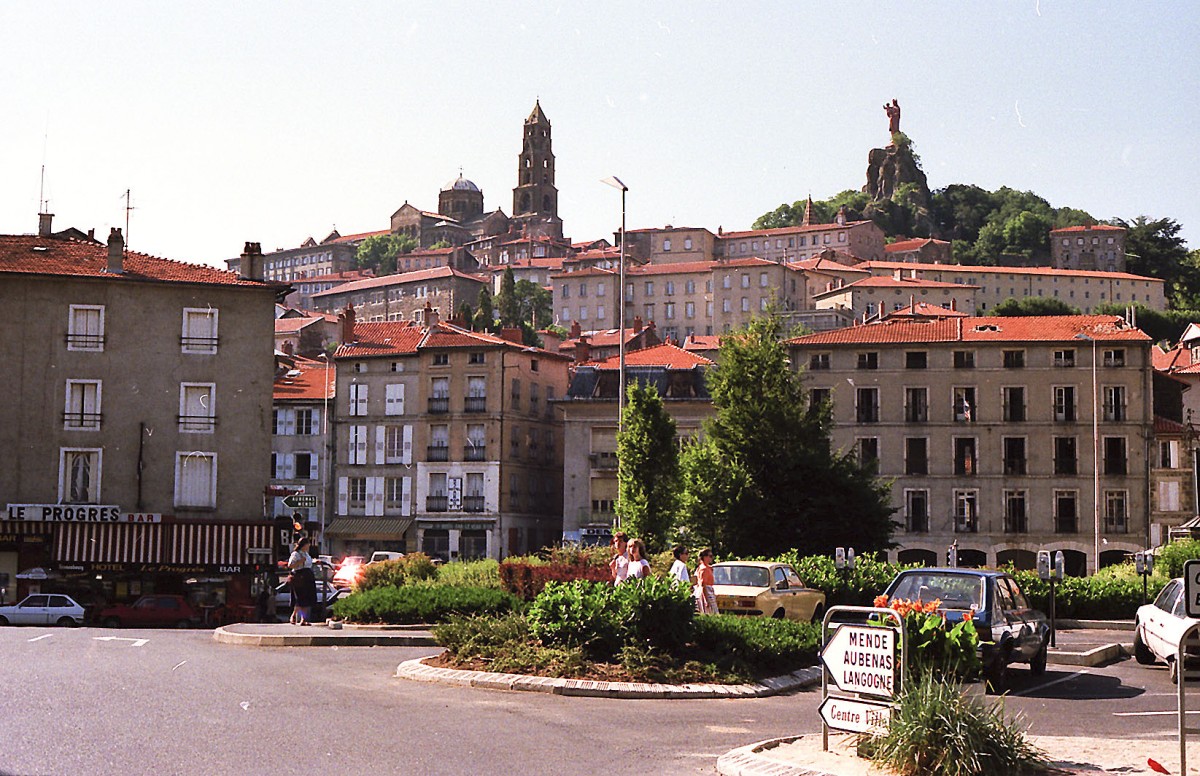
[1186, 559, 1200, 618]
[818, 696, 892, 734]
[820, 624, 897, 699]
[282, 494, 318, 510]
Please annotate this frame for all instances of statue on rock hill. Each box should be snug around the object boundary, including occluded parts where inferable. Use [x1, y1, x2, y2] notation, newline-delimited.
[883, 99, 901, 135]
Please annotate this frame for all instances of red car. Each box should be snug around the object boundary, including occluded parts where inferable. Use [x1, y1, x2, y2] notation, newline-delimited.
[99, 595, 199, 629]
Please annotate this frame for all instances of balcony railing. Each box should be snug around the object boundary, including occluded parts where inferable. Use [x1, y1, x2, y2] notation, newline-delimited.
[464, 397, 487, 413]
[426, 496, 448, 512]
[178, 414, 217, 432]
[589, 452, 618, 470]
[463, 496, 486, 513]
[427, 445, 449, 462]
[428, 397, 450, 414]
[1055, 516, 1078, 534]
[65, 333, 105, 349]
[464, 446, 487, 461]
[63, 411, 103, 430]
[1003, 515, 1029, 533]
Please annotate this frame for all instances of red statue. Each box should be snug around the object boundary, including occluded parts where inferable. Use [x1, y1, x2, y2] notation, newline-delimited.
[884, 99, 901, 134]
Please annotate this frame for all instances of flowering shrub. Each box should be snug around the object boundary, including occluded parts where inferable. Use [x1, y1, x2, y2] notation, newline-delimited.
[874, 595, 981, 680]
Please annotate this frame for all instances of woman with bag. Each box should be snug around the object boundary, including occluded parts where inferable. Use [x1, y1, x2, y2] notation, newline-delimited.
[288, 537, 318, 626]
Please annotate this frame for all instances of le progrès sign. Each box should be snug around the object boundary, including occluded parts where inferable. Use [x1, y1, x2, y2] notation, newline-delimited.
[6, 505, 161, 523]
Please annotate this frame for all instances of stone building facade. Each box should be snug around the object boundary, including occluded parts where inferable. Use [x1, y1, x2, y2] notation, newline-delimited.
[1050, 225, 1127, 272]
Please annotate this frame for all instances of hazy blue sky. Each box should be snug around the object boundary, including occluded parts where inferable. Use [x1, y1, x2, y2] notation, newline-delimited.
[2, 2, 1197, 266]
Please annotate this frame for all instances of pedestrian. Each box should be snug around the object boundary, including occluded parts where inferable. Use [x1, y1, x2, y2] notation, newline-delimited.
[288, 536, 318, 626]
[609, 531, 630, 585]
[695, 548, 718, 615]
[627, 539, 651, 580]
[668, 545, 691, 587]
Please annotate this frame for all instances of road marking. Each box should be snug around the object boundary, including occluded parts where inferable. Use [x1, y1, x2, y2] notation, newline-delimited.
[1011, 669, 1090, 696]
[27, 634, 52, 642]
[1113, 710, 1200, 717]
[93, 636, 148, 647]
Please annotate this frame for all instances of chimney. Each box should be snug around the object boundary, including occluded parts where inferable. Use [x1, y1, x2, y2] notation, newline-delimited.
[106, 228, 125, 274]
[836, 205, 848, 226]
[541, 329, 562, 352]
[239, 241, 264, 281]
[949, 297, 957, 312]
[424, 302, 439, 326]
[38, 212, 53, 238]
[575, 335, 591, 364]
[500, 327, 523, 344]
[632, 315, 643, 334]
[339, 303, 356, 343]
[569, 320, 582, 339]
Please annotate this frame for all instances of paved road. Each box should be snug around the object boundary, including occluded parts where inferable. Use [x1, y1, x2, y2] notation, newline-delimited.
[0, 626, 1191, 775]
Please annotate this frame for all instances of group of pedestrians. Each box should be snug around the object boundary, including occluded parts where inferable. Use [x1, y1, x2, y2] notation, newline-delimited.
[608, 532, 718, 614]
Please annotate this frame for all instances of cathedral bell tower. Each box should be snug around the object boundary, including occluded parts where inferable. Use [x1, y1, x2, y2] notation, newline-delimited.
[512, 100, 563, 240]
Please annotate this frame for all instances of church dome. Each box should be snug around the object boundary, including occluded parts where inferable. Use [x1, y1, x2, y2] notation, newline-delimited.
[442, 174, 481, 193]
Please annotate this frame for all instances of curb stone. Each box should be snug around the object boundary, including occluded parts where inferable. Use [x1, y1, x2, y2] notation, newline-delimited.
[393, 658, 823, 699]
[213, 625, 437, 647]
[717, 736, 827, 776]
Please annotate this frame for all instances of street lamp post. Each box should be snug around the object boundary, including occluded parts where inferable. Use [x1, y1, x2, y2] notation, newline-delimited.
[321, 352, 333, 555]
[1076, 332, 1101, 573]
[601, 176, 627, 528]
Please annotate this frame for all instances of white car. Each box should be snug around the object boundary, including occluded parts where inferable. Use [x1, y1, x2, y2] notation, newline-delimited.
[274, 580, 341, 618]
[1134, 577, 1200, 682]
[0, 594, 87, 626]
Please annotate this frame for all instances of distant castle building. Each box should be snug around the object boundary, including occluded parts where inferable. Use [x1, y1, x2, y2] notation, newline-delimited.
[1050, 224, 1127, 272]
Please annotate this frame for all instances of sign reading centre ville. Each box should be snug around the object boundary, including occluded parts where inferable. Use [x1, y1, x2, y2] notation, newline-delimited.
[6, 505, 162, 523]
[818, 697, 892, 735]
[820, 624, 897, 699]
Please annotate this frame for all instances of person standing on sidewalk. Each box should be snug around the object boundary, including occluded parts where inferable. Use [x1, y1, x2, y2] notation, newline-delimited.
[288, 537, 318, 626]
[695, 548, 718, 614]
[609, 531, 630, 585]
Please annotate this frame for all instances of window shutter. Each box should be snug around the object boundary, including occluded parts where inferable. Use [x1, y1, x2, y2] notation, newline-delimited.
[1170, 440, 1181, 468]
[375, 425, 386, 465]
[337, 477, 349, 515]
[402, 425, 412, 465]
[386, 383, 405, 416]
[283, 409, 296, 436]
[310, 408, 320, 432]
[352, 384, 368, 415]
[401, 476, 411, 517]
[282, 453, 294, 481]
[350, 425, 368, 465]
[308, 453, 319, 480]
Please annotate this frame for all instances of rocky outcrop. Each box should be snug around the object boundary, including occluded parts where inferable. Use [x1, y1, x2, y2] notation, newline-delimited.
[863, 136, 938, 237]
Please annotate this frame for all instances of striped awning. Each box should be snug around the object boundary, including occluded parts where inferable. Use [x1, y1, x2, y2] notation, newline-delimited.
[324, 518, 413, 539]
[55, 522, 276, 567]
[0, 521, 53, 536]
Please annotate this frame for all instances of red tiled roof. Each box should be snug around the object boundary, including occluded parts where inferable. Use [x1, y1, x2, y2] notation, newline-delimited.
[334, 322, 425, 358]
[683, 334, 722, 351]
[792, 256, 870, 274]
[719, 221, 871, 240]
[1049, 225, 1126, 233]
[624, 226, 710, 235]
[275, 317, 324, 334]
[487, 257, 565, 271]
[885, 238, 950, 252]
[564, 327, 648, 348]
[406, 247, 456, 257]
[789, 315, 1150, 346]
[327, 229, 390, 244]
[0, 235, 279, 288]
[1154, 345, 1190, 372]
[551, 267, 617, 279]
[1155, 416, 1189, 434]
[311, 266, 485, 297]
[863, 260, 1158, 283]
[274, 361, 335, 401]
[885, 302, 968, 318]
[582, 343, 712, 369]
[822, 276, 974, 292]
[295, 270, 374, 283]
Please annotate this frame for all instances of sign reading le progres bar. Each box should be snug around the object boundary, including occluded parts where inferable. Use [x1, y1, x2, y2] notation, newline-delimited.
[6, 505, 162, 523]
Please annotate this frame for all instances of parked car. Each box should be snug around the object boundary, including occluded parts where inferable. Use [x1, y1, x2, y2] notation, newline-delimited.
[0, 594, 87, 626]
[1134, 577, 1200, 683]
[711, 561, 826, 623]
[98, 595, 199, 629]
[882, 568, 1050, 686]
[274, 580, 343, 619]
[367, 551, 405, 565]
[332, 556, 365, 589]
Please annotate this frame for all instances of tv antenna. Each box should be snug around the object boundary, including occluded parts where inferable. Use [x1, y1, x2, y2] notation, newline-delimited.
[121, 189, 135, 249]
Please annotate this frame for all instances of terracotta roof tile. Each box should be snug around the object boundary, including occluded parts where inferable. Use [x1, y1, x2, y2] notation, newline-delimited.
[885, 238, 950, 252]
[334, 322, 425, 358]
[0, 235, 279, 288]
[719, 222, 871, 240]
[1050, 225, 1126, 233]
[327, 229, 390, 244]
[824, 276, 974, 292]
[788, 315, 1150, 346]
[1155, 416, 1189, 434]
[885, 302, 968, 318]
[864, 260, 1158, 283]
[581, 343, 712, 369]
[311, 266, 485, 297]
[274, 361, 335, 401]
[275, 317, 324, 334]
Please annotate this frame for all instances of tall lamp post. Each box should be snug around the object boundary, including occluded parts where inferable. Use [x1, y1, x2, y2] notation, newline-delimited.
[1076, 332, 1101, 573]
[601, 176, 627, 527]
[321, 352, 333, 555]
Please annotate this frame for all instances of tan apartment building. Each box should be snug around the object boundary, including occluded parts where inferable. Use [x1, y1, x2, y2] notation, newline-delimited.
[885, 237, 953, 264]
[326, 313, 569, 559]
[861, 261, 1166, 313]
[309, 266, 487, 324]
[557, 344, 715, 540]
[789, 315, 1153, 574]
[1050, 225, 1127, 272]
[0, 226, 283, 609]
[813, 275, 978, 321]
[619, 226, 719, 264]
[270, 356, 336, 548]
[719, 217, 887, 263]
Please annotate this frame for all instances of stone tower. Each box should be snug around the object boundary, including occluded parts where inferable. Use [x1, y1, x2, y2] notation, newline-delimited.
[439, 173, 484, 220]
[512, 100, 563, 240]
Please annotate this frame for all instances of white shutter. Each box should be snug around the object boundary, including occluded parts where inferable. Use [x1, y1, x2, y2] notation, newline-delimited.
[283, 409, 296, 436]
[386, 383, 405, 416]
[350, 425, 368, 465]
[402, 425, 413, 465]
[279, 453, 292, 481]
[337, 477, 349, 515]
[1161, 481, 1181, 512]
[310, 408, 321, 432]
[375, 425, 386, 465]
[401, 476, 411, 517]
[372, 476, 387, 516]
[1170, 440, 1181, 468]
[308, 453, 319, 481]
[351, 383, 368, 416]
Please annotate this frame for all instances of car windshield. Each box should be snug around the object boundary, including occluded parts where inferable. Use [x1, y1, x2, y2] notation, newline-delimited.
[889, 573, 985, 610]
[712, 565, 770, 588]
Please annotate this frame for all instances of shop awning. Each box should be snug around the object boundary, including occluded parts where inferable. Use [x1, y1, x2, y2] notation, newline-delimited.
[55, 522, 276, 568]
[324, 518, 413, 539]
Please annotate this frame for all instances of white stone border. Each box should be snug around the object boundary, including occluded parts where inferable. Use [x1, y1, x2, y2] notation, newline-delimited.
[395, 657, 823, 699]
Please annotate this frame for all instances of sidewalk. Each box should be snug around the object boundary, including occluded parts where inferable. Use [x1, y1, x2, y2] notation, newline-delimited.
[1048, 626, 1134, 667]
[213, 621, 437, 647]
[717, 733, 1197, 775]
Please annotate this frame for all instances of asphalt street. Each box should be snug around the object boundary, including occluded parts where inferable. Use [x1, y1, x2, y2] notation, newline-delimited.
[0, 626, 1192, 776]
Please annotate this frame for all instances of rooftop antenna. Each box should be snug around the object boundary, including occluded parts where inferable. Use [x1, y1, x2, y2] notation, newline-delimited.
[121, 189, 135, 250]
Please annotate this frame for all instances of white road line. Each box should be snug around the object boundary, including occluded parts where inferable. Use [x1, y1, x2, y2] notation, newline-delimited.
[1114, 710, 1200, 717]
[93, 636, 148, 647]
[27, 634, 52, 642]
[1011, 669, 1090, 696]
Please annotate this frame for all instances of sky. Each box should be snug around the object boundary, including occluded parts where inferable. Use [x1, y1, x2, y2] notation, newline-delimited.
[2, 2, 1197, 267]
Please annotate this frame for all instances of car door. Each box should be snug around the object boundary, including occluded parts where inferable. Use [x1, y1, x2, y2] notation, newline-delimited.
[1001, 577, 1039, 659]
[16, 595, 51, 625]
[48, 596, 76, 625]
[1165, 585, 1196, 660]
[990, 580, 1022, 656]
[1146, 581, 1182, 659]
[782, 565, 815, 621]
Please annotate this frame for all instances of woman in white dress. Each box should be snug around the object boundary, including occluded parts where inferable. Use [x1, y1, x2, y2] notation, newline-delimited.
[627, 539, 651, 580]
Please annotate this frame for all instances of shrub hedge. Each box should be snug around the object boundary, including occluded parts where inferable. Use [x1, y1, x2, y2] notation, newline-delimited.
[331, 585, 519, 624]
[356, 553, 438, 591]
[1009, 565, 1165, 620]
[499, 560, 612, 600]
[431, 559, 501, 589]
[1156, 539, 1200, 579]
[690, 615, 821, 677]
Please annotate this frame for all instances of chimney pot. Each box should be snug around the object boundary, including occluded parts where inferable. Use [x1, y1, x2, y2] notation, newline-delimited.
[501, 327, 523, 344]
[106, 227, 125, 274]
[425, 303, 440, 326]
[632, 315, 643, 334]
[38, 212, 54, 238]
[569, 320, 581, 339]
[239, 241, 264, 281]
[339, 303, 356, 343]
[575, 335, 591, 363]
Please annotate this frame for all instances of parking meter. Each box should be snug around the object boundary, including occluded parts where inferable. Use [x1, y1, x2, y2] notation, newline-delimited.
[1037, 550, 1051, 581]
[946, 543, 958, 568]
[846, 547, 856, 571]
[835, 547, 846, 571]
[1135, 551, 1152, 605]
[1054, 551, 1065, 580]
[1135, 551, 1148, 575]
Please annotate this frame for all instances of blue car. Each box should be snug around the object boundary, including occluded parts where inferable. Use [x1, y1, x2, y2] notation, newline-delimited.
[883, 568, 1051, 688]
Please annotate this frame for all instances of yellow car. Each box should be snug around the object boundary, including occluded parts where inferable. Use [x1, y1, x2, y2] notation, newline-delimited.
[712, 561, 826, 623]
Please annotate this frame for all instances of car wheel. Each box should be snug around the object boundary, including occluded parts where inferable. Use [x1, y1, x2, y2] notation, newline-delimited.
[1133, 629, 1156, 665]
[771, 609, 785, 619]
[0, 615, 8, 626]
[104, 617, 120, 628]
[1030, 642, 1048, 676]
[56, 617, 78, 628]
[1171, 658, 1180, 685]
[810, 604, 825, 624]
[175, 620, 191, 629]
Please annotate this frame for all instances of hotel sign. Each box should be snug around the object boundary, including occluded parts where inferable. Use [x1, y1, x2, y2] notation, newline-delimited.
[6, 505, 162, 523]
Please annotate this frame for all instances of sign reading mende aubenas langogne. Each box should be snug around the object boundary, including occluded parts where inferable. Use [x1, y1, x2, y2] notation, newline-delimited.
[5, 504, 161, 523]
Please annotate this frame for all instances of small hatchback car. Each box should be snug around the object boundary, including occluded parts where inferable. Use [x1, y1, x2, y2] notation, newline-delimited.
[0, 594, 87, 627]
[711, 561, 826, 623]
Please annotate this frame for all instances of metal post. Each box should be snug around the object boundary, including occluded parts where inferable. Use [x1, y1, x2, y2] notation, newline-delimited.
[601, 176, 628, 529]
[1092, 336, 1100, 574]
[1049, 576, 1056, 648]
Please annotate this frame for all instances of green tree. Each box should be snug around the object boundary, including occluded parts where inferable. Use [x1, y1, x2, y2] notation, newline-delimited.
[473, 287, 496, 333]
[617, 381, 680, 552]
[356, 233, 417, 274]
[1119, 216, 1198, 308]
[429, 240, 452, 249]
[990, 297, 1081, 316]
[676, 437, 749, 553]
[1093, 302, 1199, 345]
[497, 267, 521, 327]
[456, 301, 474, 325]
[701, 316, 896, 557]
